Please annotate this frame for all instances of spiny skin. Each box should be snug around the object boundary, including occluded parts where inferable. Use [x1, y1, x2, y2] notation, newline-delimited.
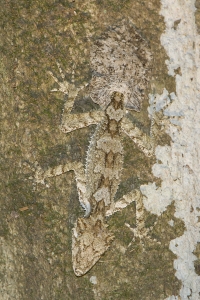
[35, 19, 155, 277]
[72, 92, 125, 276]
[89, 19, 152, 111]
[86, 92, 125, 212]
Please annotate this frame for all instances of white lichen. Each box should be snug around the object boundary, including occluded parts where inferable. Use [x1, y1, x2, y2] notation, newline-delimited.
[141, 1, 200, 299]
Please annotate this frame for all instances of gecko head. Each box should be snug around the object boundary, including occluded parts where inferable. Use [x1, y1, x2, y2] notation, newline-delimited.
[89, 19, 152, 112]
[110, 91, 124, 103]
[72, 215, 114, 276]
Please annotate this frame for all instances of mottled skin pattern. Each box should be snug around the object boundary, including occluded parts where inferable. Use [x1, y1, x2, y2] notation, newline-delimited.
[86, 92, 124, 212]
[34, 19, 156, 276]
[73, 92, 124, 276]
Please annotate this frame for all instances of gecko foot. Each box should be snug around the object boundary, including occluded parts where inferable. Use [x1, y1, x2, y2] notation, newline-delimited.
[125, 223, 161, 252]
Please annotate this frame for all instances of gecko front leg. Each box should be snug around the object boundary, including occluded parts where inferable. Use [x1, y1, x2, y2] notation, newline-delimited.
[121, 116, 155, 157]
[34, 63, 102, 217]
[48, 62, 103, 134]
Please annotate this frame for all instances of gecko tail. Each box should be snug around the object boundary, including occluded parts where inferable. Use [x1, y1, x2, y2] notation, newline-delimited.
[72, 210, 114, 276]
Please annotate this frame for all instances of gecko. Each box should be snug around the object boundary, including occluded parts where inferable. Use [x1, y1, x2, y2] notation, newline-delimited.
[35, 19, 156, 276]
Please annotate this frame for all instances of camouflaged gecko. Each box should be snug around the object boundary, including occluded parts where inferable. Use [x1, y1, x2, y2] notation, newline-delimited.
[35, 19, 155, 276]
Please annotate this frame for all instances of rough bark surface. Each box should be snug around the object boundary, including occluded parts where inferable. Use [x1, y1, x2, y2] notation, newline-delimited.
[0, 1, 199, 299]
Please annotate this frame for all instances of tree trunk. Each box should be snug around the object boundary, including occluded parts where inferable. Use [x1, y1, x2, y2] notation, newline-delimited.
[0, 1, 199, 299]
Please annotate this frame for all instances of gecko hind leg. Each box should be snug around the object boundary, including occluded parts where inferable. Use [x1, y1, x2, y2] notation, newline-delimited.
[106, 189, 159, 250]
[34, 161, 91, 217]
[33, 161, 115, 276]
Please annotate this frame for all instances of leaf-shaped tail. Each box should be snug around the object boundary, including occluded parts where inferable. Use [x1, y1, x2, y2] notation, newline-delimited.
[72, 200, 114, 276]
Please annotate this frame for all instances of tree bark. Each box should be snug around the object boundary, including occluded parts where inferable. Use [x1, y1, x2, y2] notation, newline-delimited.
[0, 0, 199, 299]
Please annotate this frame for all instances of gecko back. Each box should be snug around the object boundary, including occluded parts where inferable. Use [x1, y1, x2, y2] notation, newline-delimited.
[85, 92, 125, 213]
[72, 92, 124, 276]
[72, 19, 152, 276]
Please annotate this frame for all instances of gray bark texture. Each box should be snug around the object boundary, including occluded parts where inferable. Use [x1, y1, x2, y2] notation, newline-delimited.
[0, 1, 199, 299]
